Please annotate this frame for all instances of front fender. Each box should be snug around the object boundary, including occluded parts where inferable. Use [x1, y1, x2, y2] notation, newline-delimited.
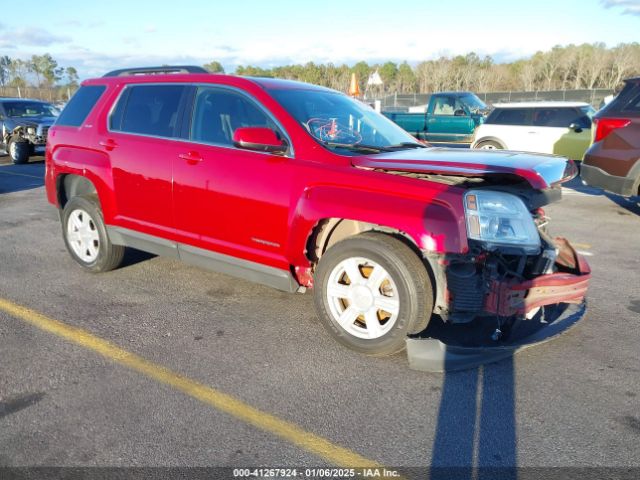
[286, 184, 468, 268]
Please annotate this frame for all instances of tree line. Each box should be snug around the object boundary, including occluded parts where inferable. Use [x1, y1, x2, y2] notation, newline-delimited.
[227, 43, 639, 95]
[1, 43, 637, 100]
[0, 54, 78, 89]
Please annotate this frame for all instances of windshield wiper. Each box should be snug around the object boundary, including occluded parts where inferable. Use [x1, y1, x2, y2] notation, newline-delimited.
[323, 141, 427, 154]
[323, 142, 385, 153]
[384, 142, 428, 150]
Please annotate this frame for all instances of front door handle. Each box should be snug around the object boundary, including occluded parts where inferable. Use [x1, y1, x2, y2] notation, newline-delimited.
[99, 139, 118, 151]
[178, 151, 203, 164]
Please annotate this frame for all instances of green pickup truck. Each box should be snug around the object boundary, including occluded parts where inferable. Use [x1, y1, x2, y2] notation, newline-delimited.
[383, 92, 490, 145]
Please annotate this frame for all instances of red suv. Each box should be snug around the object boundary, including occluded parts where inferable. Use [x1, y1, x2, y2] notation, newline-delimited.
[45, 66, 590, 355]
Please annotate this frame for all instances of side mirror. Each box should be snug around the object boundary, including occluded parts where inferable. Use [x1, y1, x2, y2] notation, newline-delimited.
[569, 123, 583, 133]
[233, 127, 288, 154]
[454, 109, 467, 117]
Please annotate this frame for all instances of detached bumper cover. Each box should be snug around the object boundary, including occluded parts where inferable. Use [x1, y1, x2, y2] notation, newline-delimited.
[485, 237, 591, 317]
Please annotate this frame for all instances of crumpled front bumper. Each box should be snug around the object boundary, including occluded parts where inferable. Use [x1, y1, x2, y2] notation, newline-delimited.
[484, 237, 591, 317]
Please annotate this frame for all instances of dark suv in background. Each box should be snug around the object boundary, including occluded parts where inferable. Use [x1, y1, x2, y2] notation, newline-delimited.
[581, 77, 640, 197]
[0, 98, 58, 164]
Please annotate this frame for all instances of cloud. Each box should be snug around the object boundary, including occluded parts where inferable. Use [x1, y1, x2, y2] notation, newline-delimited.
[60, 19, 83, 27]
[601, 0, 640, 15]
[0, 27, 71, 46]
[143, 25, 157, 33]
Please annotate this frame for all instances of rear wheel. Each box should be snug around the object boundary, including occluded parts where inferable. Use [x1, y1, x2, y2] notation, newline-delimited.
[62, 196, 125, 272]
[475, 140, 503, 150]
[313, 232, 433, 356]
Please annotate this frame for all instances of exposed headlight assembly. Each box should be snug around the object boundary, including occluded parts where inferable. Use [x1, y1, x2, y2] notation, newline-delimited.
[464, 190, 540, 254]
[27, 126, 36, 135]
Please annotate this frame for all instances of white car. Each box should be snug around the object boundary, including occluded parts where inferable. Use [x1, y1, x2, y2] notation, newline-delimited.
[471, 101, 596, 160]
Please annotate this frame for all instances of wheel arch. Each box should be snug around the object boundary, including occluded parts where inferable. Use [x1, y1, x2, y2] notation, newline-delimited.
[472, 136, 507, 149]
[57, 174, 100, 209]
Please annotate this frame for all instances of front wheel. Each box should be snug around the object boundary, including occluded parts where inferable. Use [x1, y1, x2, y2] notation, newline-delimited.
[61, 196, 125, 272]
[8, 137, 30, 164]
[313, 232, 433, 356]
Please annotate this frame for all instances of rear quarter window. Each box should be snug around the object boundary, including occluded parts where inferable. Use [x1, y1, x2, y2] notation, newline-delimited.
[485, 108, 532, 126]
[533, 108, 590, 128]
[55, 85, 106, 127]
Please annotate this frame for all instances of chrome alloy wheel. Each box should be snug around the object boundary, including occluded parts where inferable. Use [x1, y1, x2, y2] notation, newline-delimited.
[9, 141, 17, 158]
[66, 209, 100, 263]
[325, 257, 400, 339]
[479, 143, 498, 149]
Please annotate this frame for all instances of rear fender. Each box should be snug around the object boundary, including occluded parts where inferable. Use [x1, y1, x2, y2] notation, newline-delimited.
[50, 146, 116, 221]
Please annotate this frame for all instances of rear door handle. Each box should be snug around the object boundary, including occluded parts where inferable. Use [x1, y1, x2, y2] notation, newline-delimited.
[178, 151, 203, 164]
[99, 139, 118, 150]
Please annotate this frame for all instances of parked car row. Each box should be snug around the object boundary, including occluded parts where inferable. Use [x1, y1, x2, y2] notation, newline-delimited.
[383, 82, 639, 199]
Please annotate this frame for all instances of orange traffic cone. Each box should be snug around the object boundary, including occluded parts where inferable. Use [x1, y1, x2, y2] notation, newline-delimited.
[348, 73, 360, 98]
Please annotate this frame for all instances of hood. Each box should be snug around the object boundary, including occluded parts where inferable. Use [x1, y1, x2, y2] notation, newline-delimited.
[5, 116, 57, 128]
[352, 147, 577, 190]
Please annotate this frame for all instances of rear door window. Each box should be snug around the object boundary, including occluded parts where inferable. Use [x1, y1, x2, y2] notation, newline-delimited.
[110, 85, 188, 138]
[486, 108, 532, 126]
[55, 85, 106, 127]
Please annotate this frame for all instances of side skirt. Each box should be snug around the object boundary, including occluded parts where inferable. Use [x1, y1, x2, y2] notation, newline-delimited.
[106, 226, 300, 293]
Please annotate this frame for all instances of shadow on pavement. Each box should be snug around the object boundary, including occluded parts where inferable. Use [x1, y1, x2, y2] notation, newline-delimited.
[0, 159, 45, 195]
[430, 354, 517, 480]
[120, 248, 157, 268]
[560, 175, 640, 216]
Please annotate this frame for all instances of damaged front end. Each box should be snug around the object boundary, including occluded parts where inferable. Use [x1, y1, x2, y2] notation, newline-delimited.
[426, 187, 590, 328]
[5, 123, 50, 147]
[411, 183, 590, 372]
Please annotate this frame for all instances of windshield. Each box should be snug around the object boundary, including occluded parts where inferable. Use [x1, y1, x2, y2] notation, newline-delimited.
[269, 89, 422, 154]
[3, 101, 59, 118]
[460, 94, 487, 112]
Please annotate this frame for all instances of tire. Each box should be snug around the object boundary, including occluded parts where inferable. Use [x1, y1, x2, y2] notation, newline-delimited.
[475, 140, 503, 150]
[8, 137, 30, 164]
[61, 195, 125, 273]
[313, 232, 433, 356]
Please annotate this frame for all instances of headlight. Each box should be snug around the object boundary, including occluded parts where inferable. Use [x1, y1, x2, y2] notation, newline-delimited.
[464, 190, 540, 253]
[27, 126, 36, 135]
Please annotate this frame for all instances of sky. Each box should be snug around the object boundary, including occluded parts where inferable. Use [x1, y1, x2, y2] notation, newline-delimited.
[0, 0, 638, 79]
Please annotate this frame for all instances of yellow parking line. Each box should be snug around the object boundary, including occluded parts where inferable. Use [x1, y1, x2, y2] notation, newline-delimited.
[0, 297, 380, 468]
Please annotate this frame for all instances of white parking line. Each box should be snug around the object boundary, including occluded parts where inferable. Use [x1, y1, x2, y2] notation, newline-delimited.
[0, 170, 43, 179]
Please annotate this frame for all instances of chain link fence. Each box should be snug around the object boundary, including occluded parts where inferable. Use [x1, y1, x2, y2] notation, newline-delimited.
[377, 89, 614, 111]
[2, 85, 615, 110]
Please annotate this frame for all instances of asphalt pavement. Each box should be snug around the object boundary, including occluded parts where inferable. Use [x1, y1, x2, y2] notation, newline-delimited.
[1, 157, 639, 476]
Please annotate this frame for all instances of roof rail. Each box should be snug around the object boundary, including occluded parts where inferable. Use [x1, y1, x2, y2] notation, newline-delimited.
[103, 65, 209, 77]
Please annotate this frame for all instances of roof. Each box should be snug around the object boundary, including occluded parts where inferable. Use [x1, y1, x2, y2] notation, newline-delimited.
[433, 91, 475, 96]
[248, 77, 336, 92]
[492, 101, 591, 108]
[83, 72, 340, 95]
